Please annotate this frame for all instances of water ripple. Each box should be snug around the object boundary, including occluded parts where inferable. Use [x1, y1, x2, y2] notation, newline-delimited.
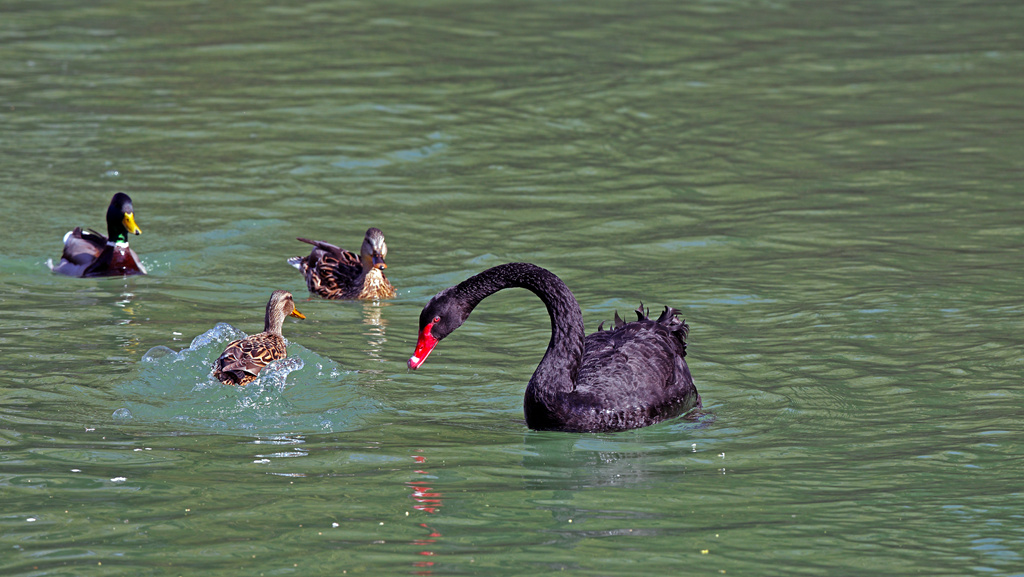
[113, 324, 377, 435]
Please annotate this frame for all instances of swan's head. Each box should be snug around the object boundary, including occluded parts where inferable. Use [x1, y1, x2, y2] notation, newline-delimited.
[408, 286, 470, 369]
[359, 227, 388, 271]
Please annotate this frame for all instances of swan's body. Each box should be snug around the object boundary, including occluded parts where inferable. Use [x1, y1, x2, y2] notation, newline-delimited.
[408, 263, 701, 432]
[49, 192, 147, 277]
[213, 290, 305, 386]
[287, 228, 395, 300]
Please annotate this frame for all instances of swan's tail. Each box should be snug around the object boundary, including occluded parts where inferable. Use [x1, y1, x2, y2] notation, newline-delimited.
[598, 302, 690, 345]
[649, 304, 690, 340]
[648, 305, 690, 358]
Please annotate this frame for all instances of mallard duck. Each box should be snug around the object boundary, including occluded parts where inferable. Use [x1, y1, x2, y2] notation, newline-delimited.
[212, 290, 306, 386]
[49, 192, 147, 277]
[287, 227, 396, 300]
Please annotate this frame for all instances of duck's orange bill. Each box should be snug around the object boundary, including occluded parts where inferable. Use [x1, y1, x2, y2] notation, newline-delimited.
[408, 322, 438, 370]
[290, 308, 306, 319]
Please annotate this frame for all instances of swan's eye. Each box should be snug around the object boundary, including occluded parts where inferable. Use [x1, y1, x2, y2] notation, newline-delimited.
[432, 316, 441, 324]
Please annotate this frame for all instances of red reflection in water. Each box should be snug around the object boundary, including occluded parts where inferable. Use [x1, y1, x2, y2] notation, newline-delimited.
[406, 450, 443, 575]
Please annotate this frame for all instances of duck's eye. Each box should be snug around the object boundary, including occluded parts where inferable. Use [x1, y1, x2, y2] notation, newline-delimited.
[433, 316, 441, 324]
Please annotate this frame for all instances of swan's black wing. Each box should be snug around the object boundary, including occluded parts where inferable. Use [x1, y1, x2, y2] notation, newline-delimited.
[564, 310, 698, 432]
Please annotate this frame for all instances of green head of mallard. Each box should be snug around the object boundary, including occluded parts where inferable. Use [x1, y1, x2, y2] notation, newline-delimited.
[107, 192, 141, 244]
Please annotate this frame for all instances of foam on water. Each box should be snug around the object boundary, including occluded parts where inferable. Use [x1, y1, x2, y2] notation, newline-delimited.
[115, 323, 378, 434]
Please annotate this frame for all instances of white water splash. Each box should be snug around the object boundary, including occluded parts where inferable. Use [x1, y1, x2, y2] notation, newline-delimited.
[114, 324, 376, 435]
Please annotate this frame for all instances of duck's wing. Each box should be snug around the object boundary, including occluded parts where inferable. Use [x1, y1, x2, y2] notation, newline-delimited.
[212, 334, 287, 386]
[61, 227, 106, 265]
[50, 228, 108, 276]
[310, 253, 363, 298]
[296, 237, 341, 252]
[295, 238, 360, 266]
[291, 239, 362, 299]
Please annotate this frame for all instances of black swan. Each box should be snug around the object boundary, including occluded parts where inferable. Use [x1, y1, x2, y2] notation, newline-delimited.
[408, 263, 701, 432]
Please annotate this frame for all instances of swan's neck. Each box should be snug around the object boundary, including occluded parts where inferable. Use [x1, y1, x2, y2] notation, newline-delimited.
[457, 263, 585, 395]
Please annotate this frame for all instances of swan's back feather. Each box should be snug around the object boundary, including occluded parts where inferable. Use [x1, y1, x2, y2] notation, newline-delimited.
[527, 308, 698, 432]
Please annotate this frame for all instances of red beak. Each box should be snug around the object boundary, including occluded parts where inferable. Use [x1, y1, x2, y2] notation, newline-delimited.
[408, 322, 438, 369]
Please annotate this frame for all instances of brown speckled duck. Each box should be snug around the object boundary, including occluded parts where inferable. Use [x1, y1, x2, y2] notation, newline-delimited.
[212, 290, 305, 386]
[49, 192, 147, 277]
[287, 227, 396, 300]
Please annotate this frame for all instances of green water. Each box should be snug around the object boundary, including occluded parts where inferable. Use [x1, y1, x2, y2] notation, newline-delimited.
[2, 0, 1023, 574]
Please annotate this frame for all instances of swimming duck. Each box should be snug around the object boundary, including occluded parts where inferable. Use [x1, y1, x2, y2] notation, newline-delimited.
[49, 192, 147, 277]
[287, 227, 396, 300]
[212, 290, 306, 386]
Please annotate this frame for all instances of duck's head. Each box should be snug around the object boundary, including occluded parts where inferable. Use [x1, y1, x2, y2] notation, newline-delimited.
[408, 286, 470, 369]
[106, 192, 141, 243]
[265, 290, 305, 333]
[359, 228, 388, 271]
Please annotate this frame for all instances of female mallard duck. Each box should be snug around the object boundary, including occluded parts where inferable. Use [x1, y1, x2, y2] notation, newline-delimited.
[49, 192, 147, 277]
[212, 290, 306, 386]
[287, 227, 396, 300]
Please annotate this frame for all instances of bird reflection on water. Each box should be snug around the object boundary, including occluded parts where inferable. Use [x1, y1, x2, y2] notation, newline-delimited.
[113, 288, 145, 357]
[360, 301, 389, 366]
[406, 449, 443, 575]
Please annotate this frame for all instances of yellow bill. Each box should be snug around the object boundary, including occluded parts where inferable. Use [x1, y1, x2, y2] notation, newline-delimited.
[123, 212, 142, 235]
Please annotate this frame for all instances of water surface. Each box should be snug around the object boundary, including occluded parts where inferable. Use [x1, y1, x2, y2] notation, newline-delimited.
[2, 0, 1023, 575]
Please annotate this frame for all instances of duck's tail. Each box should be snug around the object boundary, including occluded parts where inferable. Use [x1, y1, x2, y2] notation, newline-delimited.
[286, 256, 304, 271]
